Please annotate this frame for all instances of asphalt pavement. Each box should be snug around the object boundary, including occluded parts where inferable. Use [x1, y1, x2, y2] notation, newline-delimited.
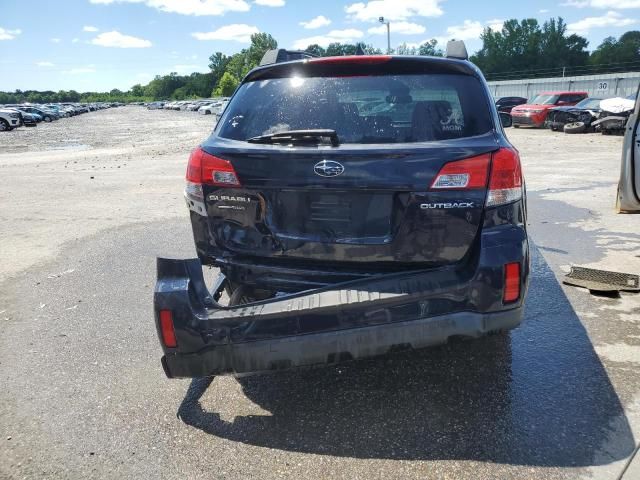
[1, 110, 639, 479]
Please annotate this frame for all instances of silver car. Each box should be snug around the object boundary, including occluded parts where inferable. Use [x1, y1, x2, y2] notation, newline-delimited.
[618, 92, 640, 212]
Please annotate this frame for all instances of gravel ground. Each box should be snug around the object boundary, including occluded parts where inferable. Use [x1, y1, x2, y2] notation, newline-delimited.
[1, 108, 639, 479]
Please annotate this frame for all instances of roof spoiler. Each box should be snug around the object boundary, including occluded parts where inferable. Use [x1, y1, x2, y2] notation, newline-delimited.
[445, 40, 468, 60]
[259, 49, 318, 66]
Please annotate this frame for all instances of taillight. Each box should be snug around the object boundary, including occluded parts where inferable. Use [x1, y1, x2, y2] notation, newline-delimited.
[186, 147, 241, 187]
[486, 148, 522, 207]
[159, 310, 177, 348]
[503, 262, 521, 303]
[430, 153, 491, 189]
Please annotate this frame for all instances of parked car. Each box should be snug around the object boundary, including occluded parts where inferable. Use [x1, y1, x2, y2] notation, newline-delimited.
[495, 96, 527, 113]
[18, 106, 58, 122]
[511, 91, 588, 128]
[19, 112, 38, 127]
[593, 95, 636, 136]
[545, 97, 603, 133]
[0, 108, 22, 131]
[147, 101, 165, 110]
[618, 92, 640, 212]
[154, 43, 529, 378]
[198, 102, 222, 115]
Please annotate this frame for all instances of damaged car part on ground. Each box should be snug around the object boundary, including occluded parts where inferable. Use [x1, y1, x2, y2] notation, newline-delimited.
[154, 42, 531, 378]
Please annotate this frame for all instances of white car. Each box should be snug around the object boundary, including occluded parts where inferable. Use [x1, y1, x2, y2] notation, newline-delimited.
[198, 102, 222, 115]
[0, 108, 22, 131]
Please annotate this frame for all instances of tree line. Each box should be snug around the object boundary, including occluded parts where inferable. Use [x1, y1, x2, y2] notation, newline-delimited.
[2, 17, 640, 104]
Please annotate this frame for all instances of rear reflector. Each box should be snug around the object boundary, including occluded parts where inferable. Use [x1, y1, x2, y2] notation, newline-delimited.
[430, 153, 491, 190]
[503, 262, 521, 303]
[309, 55, 392, 65]
[186, 147, 241, 187]
[159, 310, 177, 348]
[486, 148, 522, 207]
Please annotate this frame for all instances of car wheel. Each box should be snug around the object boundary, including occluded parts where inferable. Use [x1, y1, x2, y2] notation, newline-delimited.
[43, 116, 52, 122]
[564, 122, 586, 134]
[0, 119, 10, 131]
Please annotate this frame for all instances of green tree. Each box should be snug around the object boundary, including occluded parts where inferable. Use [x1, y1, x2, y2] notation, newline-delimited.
[130, 84, 145, 97]
[305, 44, 325, 57]
[214, 72, 239, 97]
[471, 17, 588, 79]
[418, 39, 443, 56]
[590, 31, 640, 67]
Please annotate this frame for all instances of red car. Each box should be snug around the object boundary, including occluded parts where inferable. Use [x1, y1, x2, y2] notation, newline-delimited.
[511, 91, 588, 128]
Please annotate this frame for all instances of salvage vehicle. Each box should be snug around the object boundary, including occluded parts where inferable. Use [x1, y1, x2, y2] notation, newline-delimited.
[618, 90, 640, 212]
[0, 108, 22, 131]
[154, 41, 530, 378]
[545, 97, 602, 133]
[594, 96, 636, 136]
[511, 91, 588, 128]
[495, 96, 527, 113]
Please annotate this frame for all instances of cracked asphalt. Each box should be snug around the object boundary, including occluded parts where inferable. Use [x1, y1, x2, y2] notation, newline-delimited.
[1, 108, 639, 479]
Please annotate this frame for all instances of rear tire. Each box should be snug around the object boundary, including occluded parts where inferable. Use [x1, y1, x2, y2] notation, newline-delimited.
[43, 116, 52, 122]
[0, 119, 11, 132]
[564, 121, 586, 134]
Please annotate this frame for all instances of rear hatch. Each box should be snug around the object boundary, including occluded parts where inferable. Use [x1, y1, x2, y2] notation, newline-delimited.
[194, 57, 499, 268]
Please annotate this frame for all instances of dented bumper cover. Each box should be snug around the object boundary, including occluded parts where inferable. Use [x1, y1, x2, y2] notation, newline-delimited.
[155, 225, 529, 377]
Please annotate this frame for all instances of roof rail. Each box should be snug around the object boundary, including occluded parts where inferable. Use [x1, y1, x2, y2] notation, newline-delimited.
[259, 49, 318, 66]
[445, 40, 468, 60]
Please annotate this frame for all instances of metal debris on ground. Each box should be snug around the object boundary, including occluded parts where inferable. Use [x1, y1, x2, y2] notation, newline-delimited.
[563, 266, 640, 293]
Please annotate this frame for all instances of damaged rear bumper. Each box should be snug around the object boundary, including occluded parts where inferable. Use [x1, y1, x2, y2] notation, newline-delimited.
[155, 225, 529, 377]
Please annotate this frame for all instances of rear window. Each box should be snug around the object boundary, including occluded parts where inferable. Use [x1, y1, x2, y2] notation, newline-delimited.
[216, 74, 493, 144]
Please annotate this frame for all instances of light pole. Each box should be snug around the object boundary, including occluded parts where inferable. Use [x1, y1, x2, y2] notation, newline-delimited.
[379, 16, 390, 54]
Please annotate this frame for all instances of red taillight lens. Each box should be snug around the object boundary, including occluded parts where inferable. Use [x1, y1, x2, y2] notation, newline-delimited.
[503, 262, 521, 303]
[487, 147, 522, 207]
[309, 55, 392, 65]
[159, 310, 177, 348]
[430, 153, 491, 190]
[186, 147, 241, 187]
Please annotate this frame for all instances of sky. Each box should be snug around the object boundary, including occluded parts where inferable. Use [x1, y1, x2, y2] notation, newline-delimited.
[1, 0, 639, 92]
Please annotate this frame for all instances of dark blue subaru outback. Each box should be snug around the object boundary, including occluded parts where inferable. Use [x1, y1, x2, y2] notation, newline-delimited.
[154, 41, 529, 378]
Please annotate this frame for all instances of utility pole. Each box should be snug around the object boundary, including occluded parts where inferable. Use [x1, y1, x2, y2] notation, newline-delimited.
[379, 16, 391, 54]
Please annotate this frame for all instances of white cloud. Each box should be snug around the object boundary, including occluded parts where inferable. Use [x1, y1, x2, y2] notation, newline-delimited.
[90, 30, 152, 48]
[50, 37, 62, 43]
[539, 9, 550, 13]
[433, 19, 502, 45]
[368, 21, 425, 35]
[64, 66, 97, 74]
[300, 15, 331, 29]
[72, 37, 80, 43]
[562, 0, 640, 7]
[486, 19, 504, 31]
[89, 0, 250, 16]
[83, 25, 99, 32]
[254, 0, 284, 6]
[36, 61, 55, 67]
[345, 0, 443, 22]
[192, 24, 259, 42]
[567, 11, 636, 35]
[292, 29, 364, 49]
[0, 27, 21, 40]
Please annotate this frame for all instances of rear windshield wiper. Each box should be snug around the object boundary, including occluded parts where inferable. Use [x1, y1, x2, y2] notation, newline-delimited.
[247, 129, 340, 146]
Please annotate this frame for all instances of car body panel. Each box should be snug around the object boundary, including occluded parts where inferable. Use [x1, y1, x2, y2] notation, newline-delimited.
[512, 91, 589, 127]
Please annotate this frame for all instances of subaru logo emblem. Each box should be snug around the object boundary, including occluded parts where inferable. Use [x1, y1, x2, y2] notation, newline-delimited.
[314, 160, 344, 177]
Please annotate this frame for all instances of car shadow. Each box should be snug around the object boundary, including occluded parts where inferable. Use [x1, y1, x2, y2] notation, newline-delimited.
[176, 247, 635, 467]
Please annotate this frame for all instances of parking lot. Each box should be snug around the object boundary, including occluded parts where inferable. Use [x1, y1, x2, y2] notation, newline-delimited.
[1, 107, 640, 479]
